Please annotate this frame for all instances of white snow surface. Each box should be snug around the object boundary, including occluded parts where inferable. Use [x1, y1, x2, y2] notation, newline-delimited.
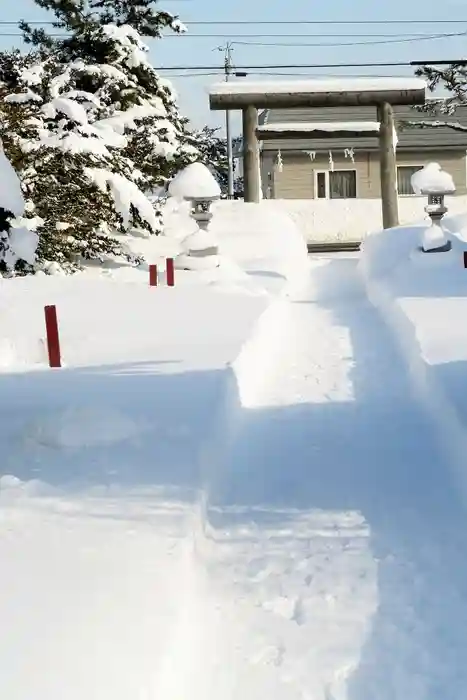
[411, 161, 456, 195]
[169, 162, 222, 200]
[4, 90, 42, 104]
[44, 97, 89, 125]
[0, 141, 25, 217]
[85, 168, 159, 232]
[260, 121, 380, 133]
[3, 200, 467, 699]
[210, 76, 426, 96]
[0, 138, 38, 269]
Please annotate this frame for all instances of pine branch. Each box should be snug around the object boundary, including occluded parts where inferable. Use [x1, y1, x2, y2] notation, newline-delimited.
[400, 119, 467, 133]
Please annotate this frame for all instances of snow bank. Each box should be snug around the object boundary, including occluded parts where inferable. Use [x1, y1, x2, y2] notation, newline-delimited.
[79, 197, 309, 295]
[360, 218, 467, 504]
[161, 198, 308, 293]
[0, 276, 269, 370]
[264, 197, 467, 245]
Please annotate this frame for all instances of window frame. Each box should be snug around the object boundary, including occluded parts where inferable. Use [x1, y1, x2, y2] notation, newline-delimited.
[397, 164, 424, 197]
[313, 168, 358, 200]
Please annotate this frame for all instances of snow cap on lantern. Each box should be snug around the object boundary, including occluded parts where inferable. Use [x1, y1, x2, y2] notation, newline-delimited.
[168, 161, 221, 201]
[411, 162, 455, 197]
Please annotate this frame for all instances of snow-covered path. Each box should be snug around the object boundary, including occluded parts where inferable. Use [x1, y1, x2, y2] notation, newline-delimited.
[204, 255, 467, 700]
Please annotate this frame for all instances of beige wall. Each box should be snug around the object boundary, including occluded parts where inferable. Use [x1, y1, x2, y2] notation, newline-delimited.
[270, 150, 467, 199]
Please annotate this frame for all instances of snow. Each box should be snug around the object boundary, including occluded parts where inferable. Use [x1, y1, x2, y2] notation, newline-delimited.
[210, 76, 426, 96]
[256, 197, 467, 245]
[183, 228, 218, 252]
[411, 161, 456, 195]
[0, 138, 38, 270]
[102, 23, 150, 69]
[360, 216, 467, 508]
[169, 162, 222, 200]
[20, 63, 44, 87]
[4, 198, 467, 698]
[0, 141, 26, 217]
[85, 168, 159, 231]
[43, 97, 89, 125]
[95, 103, 168, 134]
[260, 121, 380, 133]
[4, 90, 42, 104]
[5, 221, 38, 266]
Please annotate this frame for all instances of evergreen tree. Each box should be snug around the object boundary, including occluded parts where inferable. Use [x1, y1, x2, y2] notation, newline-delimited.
[193, 126, 229, 194]
[22, 0, 199, 194]
[1, 1, 224, 272]
[407, 63, 467, 133]
[0, 50, 153, 271]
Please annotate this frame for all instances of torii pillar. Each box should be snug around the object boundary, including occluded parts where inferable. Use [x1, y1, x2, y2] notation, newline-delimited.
[242, 105, 261, 203]
[377, 102, 398, 230]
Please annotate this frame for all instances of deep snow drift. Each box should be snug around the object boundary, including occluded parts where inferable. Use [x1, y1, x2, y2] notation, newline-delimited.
[202, 254, 467, 700]
[2, 198, 467, 699]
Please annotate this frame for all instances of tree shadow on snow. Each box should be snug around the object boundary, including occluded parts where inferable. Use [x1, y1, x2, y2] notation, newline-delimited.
[207, 256, 467, 699]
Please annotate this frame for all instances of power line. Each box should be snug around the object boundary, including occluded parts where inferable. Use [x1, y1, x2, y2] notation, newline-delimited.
[160, 31, 467, 38]
[3, 30, 466, 47]
[232, 31, 467, 48]
[155, 59, 467, 71]
[3, 19, 467, 26]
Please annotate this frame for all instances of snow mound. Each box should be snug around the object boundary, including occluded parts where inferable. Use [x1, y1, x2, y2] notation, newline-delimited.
[163, 198, 309, 292]
[26, 405, 144, 449]
[411, 162, 456, 195]
[359, 216, 467, 503]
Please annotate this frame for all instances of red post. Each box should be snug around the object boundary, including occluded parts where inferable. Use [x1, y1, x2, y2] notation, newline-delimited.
[44, 305, 61, 368]
[166, 258, 175, 287]
[463, 252, 467, 269]
[149, 264, 158, 286]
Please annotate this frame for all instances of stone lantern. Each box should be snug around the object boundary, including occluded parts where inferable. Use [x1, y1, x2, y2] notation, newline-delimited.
[411, 163, 455, 253]
[168, 162, 221, 269]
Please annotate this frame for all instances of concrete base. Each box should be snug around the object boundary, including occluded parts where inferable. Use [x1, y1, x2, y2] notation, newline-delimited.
[307, 241, 361, 254]
[420, 240, 452, 254]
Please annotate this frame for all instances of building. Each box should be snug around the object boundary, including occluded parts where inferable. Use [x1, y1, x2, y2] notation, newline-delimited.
[260, 104, 467, 200]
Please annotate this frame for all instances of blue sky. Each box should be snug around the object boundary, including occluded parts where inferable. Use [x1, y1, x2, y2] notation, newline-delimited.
[2, 0, 467, 135]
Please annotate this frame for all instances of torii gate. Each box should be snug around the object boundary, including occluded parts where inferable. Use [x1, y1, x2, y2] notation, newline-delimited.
[209, 77, 426, 229]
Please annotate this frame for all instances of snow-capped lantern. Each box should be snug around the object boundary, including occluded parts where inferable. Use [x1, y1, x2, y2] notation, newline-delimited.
[168, 162, 221, 269]
[411, 163, 455, 253]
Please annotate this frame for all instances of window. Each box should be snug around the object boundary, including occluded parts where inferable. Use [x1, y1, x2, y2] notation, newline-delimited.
[316, 172, 327, 198]
[315, 170, 357, 199]
[329, 170, 357, 199]
[397, 165, 423, 195]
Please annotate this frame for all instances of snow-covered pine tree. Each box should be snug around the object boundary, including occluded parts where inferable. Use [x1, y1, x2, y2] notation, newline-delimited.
[22, 0, 199, 194]
[0, 49, 155, 271]
[405, 63, 467, 134]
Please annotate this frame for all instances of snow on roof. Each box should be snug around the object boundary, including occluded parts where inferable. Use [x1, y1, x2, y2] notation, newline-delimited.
[209, 77, 426, 97]
[258, 121, 380, 133]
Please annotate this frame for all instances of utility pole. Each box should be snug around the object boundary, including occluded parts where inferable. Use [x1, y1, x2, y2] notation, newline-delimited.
[223, 43, 235, 199]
